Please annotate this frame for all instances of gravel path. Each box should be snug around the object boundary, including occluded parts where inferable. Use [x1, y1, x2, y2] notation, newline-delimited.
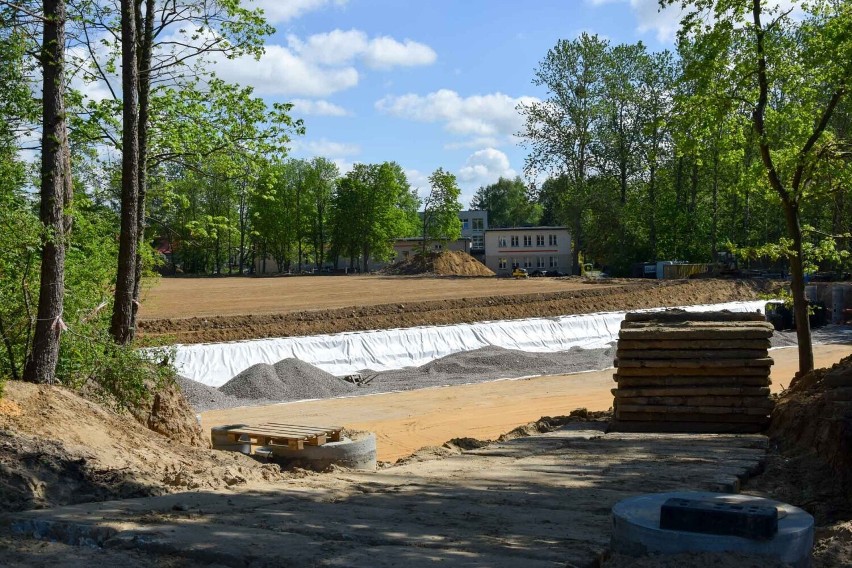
[178, 326, 845, 413]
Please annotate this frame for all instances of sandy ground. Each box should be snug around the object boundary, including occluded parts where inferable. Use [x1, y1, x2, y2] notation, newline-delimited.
[202, 343, 852, 462]
[139, 275, 608, 319]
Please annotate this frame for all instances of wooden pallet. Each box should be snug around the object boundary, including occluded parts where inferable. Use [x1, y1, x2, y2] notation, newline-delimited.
[220, 423, 342, 451]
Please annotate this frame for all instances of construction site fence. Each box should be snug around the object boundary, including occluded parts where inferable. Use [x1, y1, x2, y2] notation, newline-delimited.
[167, 300, 769, 387]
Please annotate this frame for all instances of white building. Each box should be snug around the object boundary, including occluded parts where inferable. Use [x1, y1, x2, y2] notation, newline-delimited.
[483, 226, 572, 276]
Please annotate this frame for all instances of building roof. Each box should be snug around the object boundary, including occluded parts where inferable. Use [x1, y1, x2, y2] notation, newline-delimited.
[395, 237, 471, 242]
[484, 226, 568, 232]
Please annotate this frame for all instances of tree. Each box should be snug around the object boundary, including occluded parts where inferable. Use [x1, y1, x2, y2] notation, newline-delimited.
[667, 0, 852, 374]
[520, 33, 610, 273]
[109, 0, 139, 344]
[303, 157, 339, 269]
[330, 163, 419, 272]
[470, 177, 541, 228]
[421, 168, 462, 256]
[68, 0, 277, 340]
[24, 0, 73, 383]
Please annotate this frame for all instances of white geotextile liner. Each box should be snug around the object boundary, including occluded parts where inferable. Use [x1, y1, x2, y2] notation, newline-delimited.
[171, 300, 768, 387]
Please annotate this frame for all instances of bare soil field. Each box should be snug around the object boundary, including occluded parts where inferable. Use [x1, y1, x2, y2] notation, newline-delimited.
[139, 277, 767, 344]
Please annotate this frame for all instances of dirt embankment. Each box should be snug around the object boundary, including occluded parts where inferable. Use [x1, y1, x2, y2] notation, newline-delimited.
[0, 381, 286, 513]
[744, 355, 852, 568]
[381, 250, 495, 277]
[139, 278, 768, 344]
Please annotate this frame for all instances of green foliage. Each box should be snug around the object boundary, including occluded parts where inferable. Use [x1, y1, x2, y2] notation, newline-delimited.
[0, 178, 41, 382]
[329, 162, 420, 271]
[422, 167, 462, 247]
[470, 177, 541, 228]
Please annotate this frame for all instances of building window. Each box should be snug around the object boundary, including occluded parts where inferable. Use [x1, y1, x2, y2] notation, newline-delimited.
[472, 218, 484, 232]
[524, 257, 532, 268]
[549, 234, 557, 246]
[549, 256, 558, 268]
[537, 256, 546, 268]
[472, 235, 484, 249]
[434, 243, 443, 250]
[523, 235, 532, 247]
[498, 236, 507, 247]
[499, 258, 507, 269]
[461, 218, 469, 231]
[536, 235, 545, 246]
[510, 235, 519, 247]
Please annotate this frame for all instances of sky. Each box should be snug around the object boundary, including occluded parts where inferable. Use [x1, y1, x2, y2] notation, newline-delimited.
[185, 1, 692, 207]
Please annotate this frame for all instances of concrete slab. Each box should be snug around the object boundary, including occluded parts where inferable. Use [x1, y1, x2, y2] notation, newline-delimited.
[2, 428, 769, 568]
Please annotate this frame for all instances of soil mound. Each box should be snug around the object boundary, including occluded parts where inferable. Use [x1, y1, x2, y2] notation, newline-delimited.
[219, 358, 356, 401]
[381, 250, 494, 277]
[129, 381, 208, 448]
[0, 381, 285, 513]
[765, 355, 852, 518]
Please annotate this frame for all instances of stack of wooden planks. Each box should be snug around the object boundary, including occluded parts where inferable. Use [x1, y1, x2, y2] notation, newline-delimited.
[212, 423, 343, 452]
[610, 310, 775, 433]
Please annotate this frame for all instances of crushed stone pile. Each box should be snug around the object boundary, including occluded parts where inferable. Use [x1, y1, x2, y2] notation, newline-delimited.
[177, 376, 244, 410]
[180, 345, 618, 413]
[178, 326, 827, 414]
[381, 250, 495, 277]
[219, 358, 357, 402]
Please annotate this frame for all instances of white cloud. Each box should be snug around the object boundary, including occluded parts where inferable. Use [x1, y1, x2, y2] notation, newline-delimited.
[458, 148, 516, 186]
[404, 168, 431, 198]
[629, 0, 687, 42]
[588, 0, 802, 43]
[295, 138, 360, 157]
[287, 29, 436, 69]
[331, 158, 355, 175]
[290, 99, 349, 116]
[248, 0, 348, 24]
[213, 44, 359, 97]
[362, 36, 437, 69]
[212, 29, 434, 97]
[375, 89, 538, 146]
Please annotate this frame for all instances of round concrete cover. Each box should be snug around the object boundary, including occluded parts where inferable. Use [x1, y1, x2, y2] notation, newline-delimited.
[611, 491, 814, 567]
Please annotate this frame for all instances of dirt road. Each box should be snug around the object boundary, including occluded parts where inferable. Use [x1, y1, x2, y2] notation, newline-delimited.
[201, 343, 852, 462]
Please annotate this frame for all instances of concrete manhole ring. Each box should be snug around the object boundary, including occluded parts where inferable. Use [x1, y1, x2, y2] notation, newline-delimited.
[264, 431, 377, 472]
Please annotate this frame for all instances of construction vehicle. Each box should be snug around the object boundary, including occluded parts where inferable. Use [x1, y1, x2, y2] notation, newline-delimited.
[512, 267, 529, 279]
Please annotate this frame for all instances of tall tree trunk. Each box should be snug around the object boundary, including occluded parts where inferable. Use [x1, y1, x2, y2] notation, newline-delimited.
[751, 0, 814, 374]
[25, 0, 72, 384]
[130, 0, 153, 329]
[712, 148, 719, 258]
[110, 0, 140, 344]
[782, 201, 814, 374]
[648, 162, 657, 256]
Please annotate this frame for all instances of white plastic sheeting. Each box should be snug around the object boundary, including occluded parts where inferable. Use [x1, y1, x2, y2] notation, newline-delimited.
[171, 300, 768, 387]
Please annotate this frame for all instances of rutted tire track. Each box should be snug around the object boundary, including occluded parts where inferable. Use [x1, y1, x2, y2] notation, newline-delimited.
[138, 279, 768, 345]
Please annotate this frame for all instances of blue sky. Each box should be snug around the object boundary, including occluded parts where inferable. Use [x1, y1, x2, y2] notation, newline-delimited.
[214, 0, 688, 206]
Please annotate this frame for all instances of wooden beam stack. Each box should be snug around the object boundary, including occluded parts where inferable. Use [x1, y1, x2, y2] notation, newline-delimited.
[610, 310, 774, 433]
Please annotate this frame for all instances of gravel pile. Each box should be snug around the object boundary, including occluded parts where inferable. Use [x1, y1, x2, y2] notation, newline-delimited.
[357, 345, 616, 393]
[179, 345, 618, 412]
[176, 376, 246, 412]
[219, 358, 357, 402]
[178, 325, 845, 414]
